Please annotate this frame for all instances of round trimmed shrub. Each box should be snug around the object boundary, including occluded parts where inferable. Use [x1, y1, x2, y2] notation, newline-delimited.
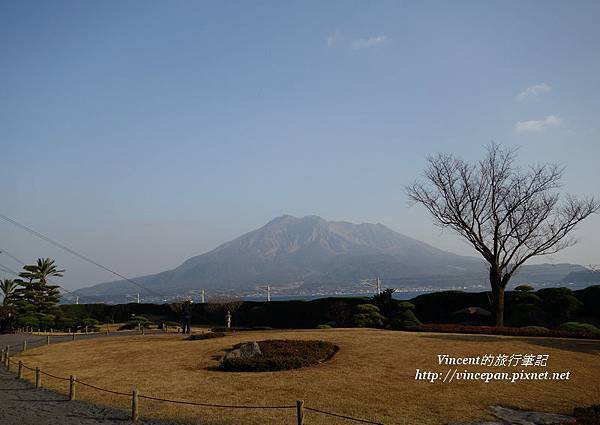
[558, 322, 600, 334]
[398, 301, 416, 310]
[515, 285, 535, 292]
[220, 339, 338, 372]
[118, 315, 152, 330]
[351, 304, 385, 328]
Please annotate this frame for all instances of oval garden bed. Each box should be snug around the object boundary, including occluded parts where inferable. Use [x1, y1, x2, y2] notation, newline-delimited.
[220, 339, 339, 372]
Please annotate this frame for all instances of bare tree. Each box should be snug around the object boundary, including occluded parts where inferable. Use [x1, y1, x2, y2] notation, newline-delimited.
[407, 143, 599, 326]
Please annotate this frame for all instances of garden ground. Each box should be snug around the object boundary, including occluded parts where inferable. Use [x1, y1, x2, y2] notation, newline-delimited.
[12, 328, 600, 425]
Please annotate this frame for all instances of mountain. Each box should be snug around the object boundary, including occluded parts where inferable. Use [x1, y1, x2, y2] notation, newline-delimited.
[75, 215, 586, 300]
[561, 269, 600, 285]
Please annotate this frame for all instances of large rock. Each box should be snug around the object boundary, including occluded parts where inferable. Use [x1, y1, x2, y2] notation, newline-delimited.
[222, 341, 262, 362]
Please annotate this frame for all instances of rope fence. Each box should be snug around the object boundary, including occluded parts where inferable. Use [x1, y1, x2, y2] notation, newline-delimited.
[305, 406, 384, 424]
[2, 335, 384, 424]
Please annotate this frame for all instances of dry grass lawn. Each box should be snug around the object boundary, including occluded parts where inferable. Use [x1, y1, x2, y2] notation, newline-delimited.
[13, 329, 600, 425]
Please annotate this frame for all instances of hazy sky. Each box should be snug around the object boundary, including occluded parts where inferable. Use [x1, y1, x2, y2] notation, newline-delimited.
[1, 1, 599, 291]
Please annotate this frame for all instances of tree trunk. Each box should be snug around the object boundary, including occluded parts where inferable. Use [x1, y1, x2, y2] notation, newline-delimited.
[490, 267, 505, 327]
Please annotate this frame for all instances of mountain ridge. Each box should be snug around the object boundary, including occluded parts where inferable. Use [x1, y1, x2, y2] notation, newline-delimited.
[75, 215, 586, 300]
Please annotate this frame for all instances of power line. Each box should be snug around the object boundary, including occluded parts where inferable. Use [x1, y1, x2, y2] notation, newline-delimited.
[0, 248, 24, 265]
[0, 261, 20, 277]
[0, 213, 165, 298]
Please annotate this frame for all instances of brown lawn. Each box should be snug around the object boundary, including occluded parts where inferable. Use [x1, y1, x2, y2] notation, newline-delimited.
[12, 329, 600, 425]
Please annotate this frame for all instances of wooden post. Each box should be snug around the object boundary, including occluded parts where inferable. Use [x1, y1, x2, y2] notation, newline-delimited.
[18, 361, 23, 379]
[46, 335, 50, 345]
[69, 376, 76, 400]
[296, 400, 304, 425]
[22, 340, 27, 352]
[1, 348, 4, 364]
[141, 326, 145, 335]
[6, 356, 10, 371]
[132, 388, 139, 421]
[72, 333, 76, 341]
[5, 345, 10, 357]
[35, 367, 41, 388]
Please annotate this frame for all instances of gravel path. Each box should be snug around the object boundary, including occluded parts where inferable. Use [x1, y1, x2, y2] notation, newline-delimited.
[0, 333, 178, 425]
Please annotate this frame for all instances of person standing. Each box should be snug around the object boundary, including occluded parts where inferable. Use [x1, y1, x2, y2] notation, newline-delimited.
[181, 300, 193, 334]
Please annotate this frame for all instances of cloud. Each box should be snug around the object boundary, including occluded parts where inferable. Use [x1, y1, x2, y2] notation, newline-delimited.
[351, 35, 387, 50]
[515, 115, 562, 132]
[326, 31, 339, 47]
[515, 83, 551, 102]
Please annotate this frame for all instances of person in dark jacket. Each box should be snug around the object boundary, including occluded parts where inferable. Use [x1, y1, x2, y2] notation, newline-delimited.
[181, 300, 193, 334]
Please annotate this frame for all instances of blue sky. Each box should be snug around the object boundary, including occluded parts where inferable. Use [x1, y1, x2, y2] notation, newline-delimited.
[1, 1, 599, 290]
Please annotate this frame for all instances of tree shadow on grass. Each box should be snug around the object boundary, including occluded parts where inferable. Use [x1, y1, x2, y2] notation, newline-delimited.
[420, 334, 600, 354]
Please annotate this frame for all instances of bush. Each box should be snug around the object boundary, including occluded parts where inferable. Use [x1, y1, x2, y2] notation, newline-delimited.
[372, 288, 397, 316]
[522, 326, 550, 332]
[397, 301, 416, 310]
[186, 332, 225, 340]
[389, 309, 422, 329]
[538, 288, 583, 324]
[558, 322, 600, 334]
[220, 339, 338, 372]
[505, 292, 543, 327]
[351, 304, 385, 328]
[157, 321, 180, 330]
[119, 315, 152, 330]
[16, 315, 39, 328]
[38, 314, 56, 328]
[78, 317, 100, 332]
[409, 323, 600, 339]
[515, 285, 534, 292]
[54, 317, 75, 330]
[317, 324, 332, 329]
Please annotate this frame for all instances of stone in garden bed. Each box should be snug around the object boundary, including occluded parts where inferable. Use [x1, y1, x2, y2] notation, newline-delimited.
[219, 339, 338, 372]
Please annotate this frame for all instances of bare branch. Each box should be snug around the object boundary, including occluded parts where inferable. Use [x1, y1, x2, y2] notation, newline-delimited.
[406, 143, 600, 285]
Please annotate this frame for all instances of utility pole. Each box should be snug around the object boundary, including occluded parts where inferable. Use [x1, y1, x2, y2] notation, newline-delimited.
[136, 293, 140, 304]
[75, 296, 79, 305]
[376, 277, 381, 294]
[201, 289, 205, 303]
[267, 285, 271, 302]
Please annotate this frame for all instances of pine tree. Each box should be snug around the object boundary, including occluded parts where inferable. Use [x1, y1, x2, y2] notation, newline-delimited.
[1, 279, 18, 306]
[14, 258, 64, 329]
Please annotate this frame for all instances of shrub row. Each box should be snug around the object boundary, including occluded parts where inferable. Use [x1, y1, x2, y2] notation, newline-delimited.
[408, 323, 600, 339]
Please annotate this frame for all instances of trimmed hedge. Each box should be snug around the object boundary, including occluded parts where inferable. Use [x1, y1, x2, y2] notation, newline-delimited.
[220, 339, 338, 372]
[55, 286, 599, 331]
[558, 322, 600, 334]
[408, 323, 600, 339]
